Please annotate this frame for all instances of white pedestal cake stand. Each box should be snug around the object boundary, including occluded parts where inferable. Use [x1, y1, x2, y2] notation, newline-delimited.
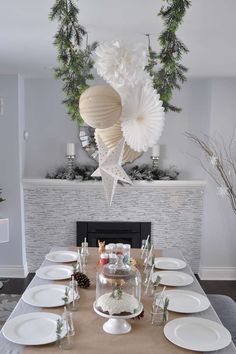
[93, 302, 143, 334]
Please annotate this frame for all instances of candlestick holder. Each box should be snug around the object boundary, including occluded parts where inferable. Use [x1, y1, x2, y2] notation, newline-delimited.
[66, 154, 76, 180]
[151, 155, 159, 169]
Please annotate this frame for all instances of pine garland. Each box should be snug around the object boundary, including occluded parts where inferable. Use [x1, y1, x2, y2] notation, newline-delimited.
[146, 0, 191, 113]
[46, 164, 179, 181]
[49, 0, 97, 124]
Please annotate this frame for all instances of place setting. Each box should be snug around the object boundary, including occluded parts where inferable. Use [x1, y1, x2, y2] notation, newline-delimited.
[140, 236, 232, 352]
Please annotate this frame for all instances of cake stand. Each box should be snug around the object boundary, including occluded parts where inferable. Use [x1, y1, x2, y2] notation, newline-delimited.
[93, 302, 143, 334]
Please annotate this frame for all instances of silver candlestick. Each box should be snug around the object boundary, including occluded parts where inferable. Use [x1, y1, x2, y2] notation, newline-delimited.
[66, 154, 76, 179]
[151, 155, 159, 169]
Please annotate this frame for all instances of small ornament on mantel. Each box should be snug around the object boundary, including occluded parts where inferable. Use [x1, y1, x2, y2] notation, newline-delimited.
[151, 144, 160, 168]
[66, 143, 76, 180]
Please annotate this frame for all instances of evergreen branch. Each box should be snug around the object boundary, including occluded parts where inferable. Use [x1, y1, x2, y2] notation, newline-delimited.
[146, 0, 191, 113]
[49, 0, 97, 124]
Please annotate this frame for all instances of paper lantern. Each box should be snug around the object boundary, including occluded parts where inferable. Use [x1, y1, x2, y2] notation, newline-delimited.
[95, 121, 142, 164]
[79, 85, 122, 129]
[121, 85, 165, 152]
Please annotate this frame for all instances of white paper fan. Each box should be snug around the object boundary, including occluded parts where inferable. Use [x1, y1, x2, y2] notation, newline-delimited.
[121, 85, 165, 152]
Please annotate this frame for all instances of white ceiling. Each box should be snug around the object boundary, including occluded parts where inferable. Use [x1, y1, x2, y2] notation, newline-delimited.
[0, 0, 236, 78]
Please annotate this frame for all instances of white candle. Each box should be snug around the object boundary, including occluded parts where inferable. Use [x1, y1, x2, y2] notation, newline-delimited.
[152, 144, 160, 157]
[67, 143, 75, 156]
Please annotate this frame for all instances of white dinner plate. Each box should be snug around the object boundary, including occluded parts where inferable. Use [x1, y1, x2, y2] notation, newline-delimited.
[152, 271, 193, 286]
[160, 290, 210, 313]
[154, 257, 186, 270]
[22, 284, 76, 307]
[36, 265, 73, 280]
[164, 317, 231, 352]
[45, 250, 78, 263]
[2, 312, 66, 345]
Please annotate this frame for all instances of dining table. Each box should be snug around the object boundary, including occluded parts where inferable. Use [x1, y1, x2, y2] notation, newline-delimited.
[0, 246, 235, 354]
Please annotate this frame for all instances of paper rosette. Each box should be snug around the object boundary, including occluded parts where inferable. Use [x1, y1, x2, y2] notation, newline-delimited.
[79, 85, 122, 129]
[121, 85, 165, 152]
[95, 41, 148, 92]
[95, 121, 142, 164]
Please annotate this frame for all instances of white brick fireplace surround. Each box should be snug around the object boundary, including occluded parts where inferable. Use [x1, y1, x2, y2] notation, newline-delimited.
[23, 179, 206, 273]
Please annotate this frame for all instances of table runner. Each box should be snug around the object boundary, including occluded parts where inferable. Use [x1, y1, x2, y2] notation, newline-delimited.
[0, 247, 235, 354]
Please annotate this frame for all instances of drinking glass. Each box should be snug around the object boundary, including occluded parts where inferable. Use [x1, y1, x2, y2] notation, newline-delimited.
[69, 278, 79, 311]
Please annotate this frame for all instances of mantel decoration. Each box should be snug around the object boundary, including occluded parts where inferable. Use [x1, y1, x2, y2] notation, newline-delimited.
[186, 132, 236, 215]
[46, 164, 179, 182]
[50, 0, 190, 204]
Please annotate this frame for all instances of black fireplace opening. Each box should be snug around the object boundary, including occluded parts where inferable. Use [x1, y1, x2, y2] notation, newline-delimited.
[76, 221, 151, 248]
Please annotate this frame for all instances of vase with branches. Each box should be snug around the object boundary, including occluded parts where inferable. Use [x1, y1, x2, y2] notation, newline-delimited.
[186, 132, 236, 215]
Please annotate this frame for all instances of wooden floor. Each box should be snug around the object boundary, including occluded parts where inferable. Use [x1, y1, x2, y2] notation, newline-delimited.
[0, 273, 236, 301]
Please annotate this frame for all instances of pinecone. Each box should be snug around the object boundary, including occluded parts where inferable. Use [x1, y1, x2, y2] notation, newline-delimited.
[72, 272, 90, 289]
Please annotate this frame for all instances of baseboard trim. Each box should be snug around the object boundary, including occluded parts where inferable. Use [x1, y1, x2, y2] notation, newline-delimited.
[199, 266, 236, 280]
[0, 263, 28, 278]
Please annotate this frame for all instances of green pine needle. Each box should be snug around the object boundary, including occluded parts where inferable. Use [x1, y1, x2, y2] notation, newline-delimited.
[146, 0, 191, 113]
[49, 0, 97, 125]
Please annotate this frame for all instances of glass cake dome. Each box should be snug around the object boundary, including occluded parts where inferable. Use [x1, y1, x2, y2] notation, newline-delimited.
[95, 255, 141, 317]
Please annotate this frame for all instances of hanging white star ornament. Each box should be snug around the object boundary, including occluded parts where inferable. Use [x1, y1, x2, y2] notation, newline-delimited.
[92, 136, 132, 205]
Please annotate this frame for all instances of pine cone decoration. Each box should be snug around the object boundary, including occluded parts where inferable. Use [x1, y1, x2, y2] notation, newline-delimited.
[72, 272, 90, 289]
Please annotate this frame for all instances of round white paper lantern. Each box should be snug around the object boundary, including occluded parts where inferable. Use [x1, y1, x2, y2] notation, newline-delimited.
[95, 121, 141, 163]
[79, 85, 122, 129]
[121, 85, 165, 152]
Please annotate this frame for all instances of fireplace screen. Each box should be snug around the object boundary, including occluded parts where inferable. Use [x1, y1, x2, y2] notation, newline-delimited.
[76, 222, 151, 248]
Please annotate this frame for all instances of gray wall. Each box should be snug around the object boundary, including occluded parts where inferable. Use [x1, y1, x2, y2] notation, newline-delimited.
[24, 78, 210, 179]
[1, 74, 236, 277]
[0, 75, 26, 268]
[201, 79, 236, 270]
[23, 77, 236, 276]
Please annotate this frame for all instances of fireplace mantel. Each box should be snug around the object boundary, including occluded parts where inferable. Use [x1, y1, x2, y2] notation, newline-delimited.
[23, 178, 206, 273]
[23, 178, 206, 188]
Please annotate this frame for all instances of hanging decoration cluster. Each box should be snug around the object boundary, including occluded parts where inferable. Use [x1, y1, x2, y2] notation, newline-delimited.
[49, 0, 97, 124]
[49, 0, 191, 205]
[79, 41, 165, 204]
[146, 0, 191, 113]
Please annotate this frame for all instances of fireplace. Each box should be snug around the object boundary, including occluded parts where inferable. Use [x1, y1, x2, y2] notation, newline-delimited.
[76, 221, 151, 248]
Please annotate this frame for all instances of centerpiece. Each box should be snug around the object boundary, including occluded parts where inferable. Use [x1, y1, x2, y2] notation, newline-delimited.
[94, 254, 142, 334]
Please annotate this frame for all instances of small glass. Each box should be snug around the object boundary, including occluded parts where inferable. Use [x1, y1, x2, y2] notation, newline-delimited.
[123, 244, 131, 264]
[81, 241, 89, 259]
[150, 308, 168, 326]
[80, 252, 87, 274]
[150, 292, 169, 326]
[69, 277, 79, 311]
[59, 311, 75, 350]
[62, 310, 75, 336]
[141, 240, 148, 260]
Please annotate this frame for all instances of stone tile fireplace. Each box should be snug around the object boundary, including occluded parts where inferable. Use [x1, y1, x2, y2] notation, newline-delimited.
[23, 179, 206, 273]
